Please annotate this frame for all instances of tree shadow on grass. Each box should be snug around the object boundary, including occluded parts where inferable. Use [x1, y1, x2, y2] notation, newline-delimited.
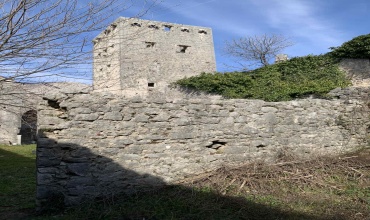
[34, 138, 338, 220]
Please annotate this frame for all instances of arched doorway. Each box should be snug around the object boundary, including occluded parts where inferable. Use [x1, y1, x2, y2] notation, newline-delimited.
[20, 109, 37, 144]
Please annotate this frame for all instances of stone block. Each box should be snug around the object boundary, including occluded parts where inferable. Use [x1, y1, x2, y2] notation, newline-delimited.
[75, 113, 99, 121]
[66, 163, 90, 176]
[103, 111, 123, 120]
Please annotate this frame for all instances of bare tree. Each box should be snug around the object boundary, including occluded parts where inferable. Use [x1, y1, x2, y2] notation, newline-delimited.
[224, 34, 294, 69]
[0, 0, 161, 83]
[0, 0, 161, 106]
[0, 0, 161, 144]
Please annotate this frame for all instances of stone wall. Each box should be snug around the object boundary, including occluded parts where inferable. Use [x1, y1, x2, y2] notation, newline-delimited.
[340, 59, 370, 87]
[0, 81, 91, 145]
[0, 80, 24, 144]
[36, 88, 370, 207]
[0, 107, 21, 145]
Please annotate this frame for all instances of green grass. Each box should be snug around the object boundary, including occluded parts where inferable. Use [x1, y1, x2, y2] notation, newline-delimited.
[0, 144, 36, 219]
[0, 144, 369, 220]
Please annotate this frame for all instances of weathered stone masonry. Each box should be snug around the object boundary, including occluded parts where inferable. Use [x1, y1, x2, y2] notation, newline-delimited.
[35, 17, 370, 208]
[93, 17, 216, 97]
[37, 88, 370, 207]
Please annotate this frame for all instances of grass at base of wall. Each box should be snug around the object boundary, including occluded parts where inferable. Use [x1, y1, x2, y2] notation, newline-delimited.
[0, 144, 369, 220]
[0, 144, 36, 219]
[39, 148, 370, 220]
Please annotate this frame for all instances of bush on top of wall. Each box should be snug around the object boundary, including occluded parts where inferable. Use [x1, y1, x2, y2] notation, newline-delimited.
[329, 33, 370, 59]
[175, 55, 350, 102]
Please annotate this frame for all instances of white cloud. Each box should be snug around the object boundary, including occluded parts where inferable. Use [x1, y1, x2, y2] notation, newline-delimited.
[248, 0, 345, 53]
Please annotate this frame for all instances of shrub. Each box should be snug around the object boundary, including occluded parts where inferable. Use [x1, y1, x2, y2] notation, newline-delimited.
[174, 55, 350, 102]
[329, 34, 370, 59]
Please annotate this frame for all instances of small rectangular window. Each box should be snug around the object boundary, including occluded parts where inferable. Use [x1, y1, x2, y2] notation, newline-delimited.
[163, 25, 172, 32]
[148, 24, 159, 29]
[177, 45, 190, 53]
[131, 22, 141, 27]
[111, 23, 117, 30]
[181, 27, 190, 32]
[198, 29, 207, 34]
[148, 83, 155, 87]
[145, 42, 156, 48]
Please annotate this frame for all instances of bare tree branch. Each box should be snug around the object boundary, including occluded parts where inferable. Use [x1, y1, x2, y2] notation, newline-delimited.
[224, 34, 294, 69]
[0, 0, 161, 112]
[0, 0, 161, 83]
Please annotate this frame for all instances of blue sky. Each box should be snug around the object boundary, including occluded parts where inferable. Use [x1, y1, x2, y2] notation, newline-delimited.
[9, 0, 368, 83]
[124, 0, 370, 72]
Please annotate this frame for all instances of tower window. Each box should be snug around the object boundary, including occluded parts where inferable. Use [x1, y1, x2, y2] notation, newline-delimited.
[148, 24, 159, 29]
[177, 45, 190, 53]
[145, 42, 156, 48]
[111, 23, 117, 30]
[131, 23, 141, 27]
[181, 27, 190, 32]
[148, 83, 155, 87]
[198, 29, 207, 34]
[163, 25, 172, 32]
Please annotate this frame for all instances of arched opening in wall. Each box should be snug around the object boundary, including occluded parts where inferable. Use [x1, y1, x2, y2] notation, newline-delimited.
[20, 110, 37, 144]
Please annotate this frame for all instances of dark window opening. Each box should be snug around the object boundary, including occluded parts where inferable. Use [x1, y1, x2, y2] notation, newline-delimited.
[145, 42, 156, 48]
[198, 29, 207, 34]
[148, 83, 155, 87]
[181, 27, 190, 32]
[177, 45, 190, 53]
[148, 24, 159, 29]
[111, 23, 117, 30]
[163, 25, 172, 32]
[104, 29, 111, 35]
[131, 22, 141, 27]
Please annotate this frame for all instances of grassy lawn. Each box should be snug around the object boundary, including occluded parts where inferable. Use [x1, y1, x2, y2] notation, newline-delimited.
[0, 144, 369, 220]
[0, 144, 36, 219]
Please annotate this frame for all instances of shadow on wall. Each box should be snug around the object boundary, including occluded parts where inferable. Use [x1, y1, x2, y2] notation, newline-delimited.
[37, 138, 326, 219]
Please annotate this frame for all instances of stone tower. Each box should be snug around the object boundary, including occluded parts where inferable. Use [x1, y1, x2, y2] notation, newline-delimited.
[275, 54, 288, 63]
[93, 17, 216, 97]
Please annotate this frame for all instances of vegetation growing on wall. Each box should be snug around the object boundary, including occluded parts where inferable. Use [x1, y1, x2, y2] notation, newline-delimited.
[175, 55, 350, 101]
[329, 33, 370, 59]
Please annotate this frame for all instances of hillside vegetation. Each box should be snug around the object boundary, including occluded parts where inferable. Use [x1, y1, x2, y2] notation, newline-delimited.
[329, 33, 370, 59]
[175, 34, 370, 101]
